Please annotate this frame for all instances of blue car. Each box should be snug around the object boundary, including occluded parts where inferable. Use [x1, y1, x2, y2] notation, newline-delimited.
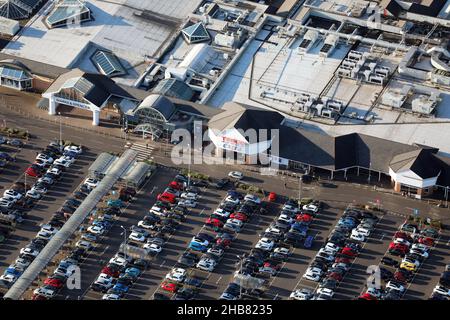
[125, 267, 141, 279]
[107, 199, 123, 208]
[227, 190, 243, 199]
[111, 283, 129, 294]
[184, 278, 202, 287]
[291, 222, 308, 233]
[304, 235, 314, 248]
[5, 267, 22, 277]
[188, 241, 207, 252]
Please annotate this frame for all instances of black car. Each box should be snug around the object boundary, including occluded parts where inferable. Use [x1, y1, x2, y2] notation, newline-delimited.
[132, 259, 149, 270]
[380, 267, 393, 281]
[174, 288, 197, 300]
[153, 293, 170, 300]
[73, 191, 87, 200]
[224, 283, 241, 296]
[191, 179, 209, 188]
[381, 257, 399, 267]
[301, 175, 313, 183]
[183, 277, 202, 288]
[215, 178, 230, 189]
[320, 278, 338, 290]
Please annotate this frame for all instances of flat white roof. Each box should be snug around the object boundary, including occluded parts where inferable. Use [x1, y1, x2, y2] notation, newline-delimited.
[2, 0, 202, 68]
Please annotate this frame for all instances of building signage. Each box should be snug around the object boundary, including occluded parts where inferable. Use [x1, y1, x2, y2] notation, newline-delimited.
[221, 136, 246, 153]
[54, 97, 93, 111]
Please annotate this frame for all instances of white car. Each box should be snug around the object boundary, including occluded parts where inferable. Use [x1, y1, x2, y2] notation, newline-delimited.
[386, 281, 405, 293]
[265, 226, 283, 236]
[224, 196, 240, 205]
[0, 199, 14, 208]
[33, 287, 56, 298]
[433, 285, 450, 297]
[40, 224, 59, 234]
[317, 288, 334, 298]
[213, 208, 231, 218]
[38, 176, 54, 185]
[180, 192, 198, 200]
[26, 189, 42, 200]
[15, 257, 31, 269]
[282, 204, 299, 213]
[84, 178, 99, 189]
[255, 238, 275, 251]
[0, 274, 17, 284]
[278, 214, 294, 224]
[76, 240, 93, 251]
[177, 199, 197, 208]
[102, 293, 120, 300]
[149, 206, 165, 216]
[36, 154, 54, 164]
[47, 167, 62, 176]
[303, 267, 322, 282]
[410, 248, 429, 259]
[64, 145, 82, 154]
[53, 158, 71, 168]
[226, 218, 243, 228]
[87, 225, 105, 235]
[109, 256, 128, 268]
[350, 230, 366, 242]
[411, 243, 430, 252]
[355, 227, 371, 237]
[1, 195, 17, 204]
[394, 238, 411, 247]
[36, 230, 54, 240]
[3, 189, 22, 200]
[290, 288, 313, 300]
[318, 248, 336, 257]
[228, 171, 243, 180]
[129, 232, 146, 243]
[274, 246, 291, 256]
[20, 247, 40, 257]
[98, 273, 113, 282]
[302, 204, 319, 213]
[244, 194, 261, 204]
[144, 243, 162, 254]
[165, 268, 186, 282]
[196, 258, 217, 272]
[324, 242, 340, 253]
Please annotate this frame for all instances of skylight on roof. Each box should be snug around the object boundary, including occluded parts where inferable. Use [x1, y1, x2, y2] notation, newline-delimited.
[91, 50, 126, 77]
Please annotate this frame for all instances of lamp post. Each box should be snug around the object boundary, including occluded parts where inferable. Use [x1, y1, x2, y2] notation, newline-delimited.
[120, 225, 127, 261]
[58, 112, 62, 146]
[187, 143, 191, 187]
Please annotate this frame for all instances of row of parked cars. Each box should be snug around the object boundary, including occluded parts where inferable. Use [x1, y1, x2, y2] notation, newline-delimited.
[92, 175, 192, 300]
[0, 136, 23, 168]
[31, 178, 136, 300]
[0, 142, 84, 292]
[293, 207, 378, 300]
[362, 221, 442, 300]
[155, 184, 264, 300]
[430, 265, 450, 300]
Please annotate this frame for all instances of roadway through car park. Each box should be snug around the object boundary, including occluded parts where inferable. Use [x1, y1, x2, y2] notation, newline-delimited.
[53, 167, 175, 300]
[0, 138, 99, 276]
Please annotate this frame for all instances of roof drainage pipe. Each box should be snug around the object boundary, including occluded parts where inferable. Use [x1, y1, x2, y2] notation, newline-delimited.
[3, 149, 138, 300]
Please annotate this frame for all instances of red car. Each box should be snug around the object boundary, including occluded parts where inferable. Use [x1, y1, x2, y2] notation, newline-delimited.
[389, 242, 409, 251]
[161, 281, 178, 293]
[44, 278, 64, 289]
[327, 272, 343, 282]
[157, 193, 176, 204]
[205, 217, 224, 228]
[25, 166, 40, 177]
[393, 271, 408, 284]
[263, 261, 281, 271]
[418, 237, 434, 246]
[216, 237, 232, 248]
[230, 212, 248, 222]
[341, 247, 358, 257]
[101, 266, 120, 278]
[394, 232, 413, 242]
[169, 181, 183, 190]
[268, 192, 276, 202]
[358, 293, 377, 300]
[296, 214, 313, 224]
[335, 257, 351, 264]
[31, 294, 48, 300]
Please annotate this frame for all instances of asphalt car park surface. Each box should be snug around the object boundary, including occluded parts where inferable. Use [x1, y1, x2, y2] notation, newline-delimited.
[0, 138, 99, 275]
[51, 166, 175, 300]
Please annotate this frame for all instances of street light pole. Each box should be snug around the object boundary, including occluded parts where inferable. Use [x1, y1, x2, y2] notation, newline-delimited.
[187, 143, 191, 187]
[58, 112, 62, 146]
[120, 225, 127, 261]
